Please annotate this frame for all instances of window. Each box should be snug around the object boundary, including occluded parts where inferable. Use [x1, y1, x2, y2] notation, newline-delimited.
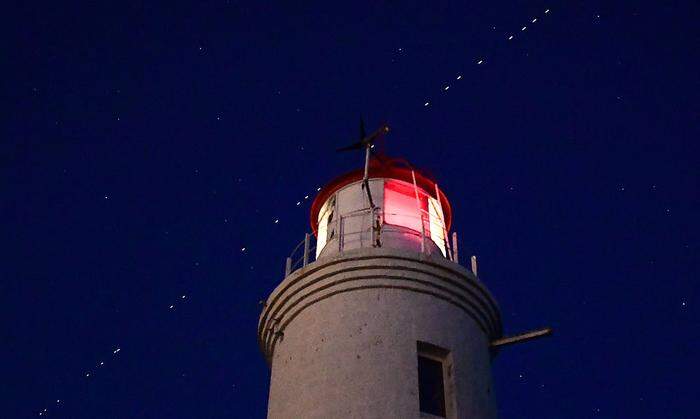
[315, 196, 335, 258]
[428, 197, 447, 256]
[418, 355, 446, 416]
[384, 180, 448, 257]
[384, 179, 426, 234]
[417, 342, 452, 418]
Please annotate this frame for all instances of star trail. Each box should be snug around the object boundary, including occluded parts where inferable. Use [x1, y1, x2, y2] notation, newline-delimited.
[423, 8, 552, 108]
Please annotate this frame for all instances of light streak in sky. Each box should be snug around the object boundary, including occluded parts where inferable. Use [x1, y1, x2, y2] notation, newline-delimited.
[35, 300, 183, 415]
[422, 8, 553, 108]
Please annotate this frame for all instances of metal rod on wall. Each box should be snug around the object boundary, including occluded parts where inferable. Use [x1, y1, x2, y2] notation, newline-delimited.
[303, 233, 310, 267]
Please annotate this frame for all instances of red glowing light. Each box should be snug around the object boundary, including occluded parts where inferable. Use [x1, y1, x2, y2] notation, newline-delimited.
[384, 180, 428, 235]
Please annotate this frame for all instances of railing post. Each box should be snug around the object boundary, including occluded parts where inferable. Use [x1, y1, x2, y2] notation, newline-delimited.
[338, 216, 344, 252]
[452, 232, 459, 264]
[372, 209, 382, 248]
[369, 208, 374, 247]
[285, 257, 292, 277]
[303, 233, 310, 267]
[411, 170, 426, 254]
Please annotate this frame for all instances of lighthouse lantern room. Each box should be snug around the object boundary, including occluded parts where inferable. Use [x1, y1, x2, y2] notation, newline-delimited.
[310, 156, 453, 261]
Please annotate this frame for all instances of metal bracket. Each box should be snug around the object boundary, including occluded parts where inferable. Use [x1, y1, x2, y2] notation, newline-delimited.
[491, 327, 553, 348]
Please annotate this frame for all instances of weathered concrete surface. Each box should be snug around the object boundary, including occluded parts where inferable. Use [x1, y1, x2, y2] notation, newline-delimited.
[259, 248, 502, 419]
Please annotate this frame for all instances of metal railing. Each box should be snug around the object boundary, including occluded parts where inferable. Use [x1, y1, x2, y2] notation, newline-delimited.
[283, 208, 463, 278]
[285, 233, 317, 276]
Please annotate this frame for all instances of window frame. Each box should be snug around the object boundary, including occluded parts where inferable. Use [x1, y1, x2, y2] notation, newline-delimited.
[417, 341, 455, 419]
[315, 195, 336, 258]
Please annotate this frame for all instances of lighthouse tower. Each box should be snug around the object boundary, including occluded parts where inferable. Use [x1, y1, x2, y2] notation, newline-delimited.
[258, 150, 547, 418]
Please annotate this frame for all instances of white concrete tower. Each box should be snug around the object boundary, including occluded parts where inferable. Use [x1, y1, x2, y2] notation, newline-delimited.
[258, 153, 547, 419]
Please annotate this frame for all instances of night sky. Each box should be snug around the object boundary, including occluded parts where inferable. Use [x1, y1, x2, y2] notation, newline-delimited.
[4, 1, 698, 418]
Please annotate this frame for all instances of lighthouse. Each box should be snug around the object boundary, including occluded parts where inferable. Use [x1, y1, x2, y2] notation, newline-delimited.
[258, 133, 550, 418]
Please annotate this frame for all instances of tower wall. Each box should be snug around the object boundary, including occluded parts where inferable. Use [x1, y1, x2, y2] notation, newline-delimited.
[259, 248, 502, 419]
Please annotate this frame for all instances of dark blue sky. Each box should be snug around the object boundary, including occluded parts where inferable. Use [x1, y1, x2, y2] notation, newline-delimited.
[4, 1, 698, 418]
